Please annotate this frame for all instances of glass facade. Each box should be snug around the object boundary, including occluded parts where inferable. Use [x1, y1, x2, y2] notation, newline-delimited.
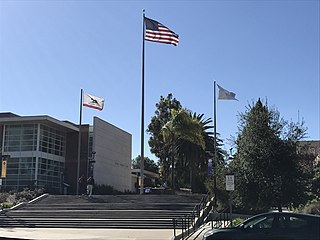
[2, 123, 66, 192]
[38, 158, 64, 190]
[3, 124, 37, 152]
[5, 157, 36, 188]
[39, 125, 65, 156]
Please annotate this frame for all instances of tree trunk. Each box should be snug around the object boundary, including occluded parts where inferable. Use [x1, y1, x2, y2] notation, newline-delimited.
[171, 156, 175, 190]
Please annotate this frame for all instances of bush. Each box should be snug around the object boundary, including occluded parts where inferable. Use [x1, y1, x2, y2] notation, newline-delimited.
[0, 188, 45, 209]
[1, 202, 14, 209]
[232, 217, 245, 226]
[301, 200, 320, 215]
[0, 192, 9, 203]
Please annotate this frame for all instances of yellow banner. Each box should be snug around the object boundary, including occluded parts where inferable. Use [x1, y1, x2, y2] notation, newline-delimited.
[1, 160, 7, 178]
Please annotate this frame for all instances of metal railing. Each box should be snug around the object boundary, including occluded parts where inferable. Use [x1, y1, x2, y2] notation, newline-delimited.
[172, 192, 211, 240]
[210, 208, 231, 229]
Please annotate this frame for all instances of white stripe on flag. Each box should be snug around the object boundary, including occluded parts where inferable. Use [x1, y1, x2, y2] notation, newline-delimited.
[83, 92, 105, 111]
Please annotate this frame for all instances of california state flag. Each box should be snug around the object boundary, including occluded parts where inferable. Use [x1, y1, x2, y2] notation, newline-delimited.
[83, 92, 105, 111]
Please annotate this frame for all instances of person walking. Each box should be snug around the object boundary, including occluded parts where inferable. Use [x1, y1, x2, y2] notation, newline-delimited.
[87, 176, 94, 198]
[78, 174, 86, 196]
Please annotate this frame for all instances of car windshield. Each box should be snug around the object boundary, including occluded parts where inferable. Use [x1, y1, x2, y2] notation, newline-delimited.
[238, 215, 275, 229]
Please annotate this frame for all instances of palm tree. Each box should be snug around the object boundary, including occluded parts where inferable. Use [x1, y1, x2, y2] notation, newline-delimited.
[179, 113, 213, 192]
[162, 109, 213, 192]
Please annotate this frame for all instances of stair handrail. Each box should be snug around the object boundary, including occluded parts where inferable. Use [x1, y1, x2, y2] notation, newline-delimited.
[209, 207, 231, 229]
[172, 192, 212, 240]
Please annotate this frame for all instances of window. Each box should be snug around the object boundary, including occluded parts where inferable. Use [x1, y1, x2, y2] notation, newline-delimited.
[4, 124, 37, 152]
[37, 157, 64, 191]
[243, 215, 275, 229]
[39, 125, 65, 156]
[289, 217, 308, 229]
[2, 157, 36, 190]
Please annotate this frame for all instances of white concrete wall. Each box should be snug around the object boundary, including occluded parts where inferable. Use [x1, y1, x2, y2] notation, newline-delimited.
[93, 117, 132, 192]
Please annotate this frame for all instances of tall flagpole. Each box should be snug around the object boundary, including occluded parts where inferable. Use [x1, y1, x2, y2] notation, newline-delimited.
[76, 89, 83, 195]
[213, 81, 217, 206]
[140, 10, 145, 194]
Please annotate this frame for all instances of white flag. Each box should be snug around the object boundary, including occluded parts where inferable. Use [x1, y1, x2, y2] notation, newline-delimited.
[83, 92, 105, 111]
[217, 84, 238, 101]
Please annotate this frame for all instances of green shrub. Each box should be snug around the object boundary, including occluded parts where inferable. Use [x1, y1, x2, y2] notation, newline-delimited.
[232, 217, 245, 226]
[0, 188, 45, 209]
[0, 192, 9, 203]
[302, 200, 320, 215]
[1, 202, 14, 209]
[14, 188, 45, 202]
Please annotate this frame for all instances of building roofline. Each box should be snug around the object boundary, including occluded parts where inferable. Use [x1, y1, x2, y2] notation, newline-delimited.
[131, 168, 159, 178]
[0, 113, 79, 132]
[94, 116, 131, 136]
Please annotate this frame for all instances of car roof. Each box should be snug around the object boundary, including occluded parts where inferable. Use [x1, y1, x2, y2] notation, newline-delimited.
[255, 212, 320, 218]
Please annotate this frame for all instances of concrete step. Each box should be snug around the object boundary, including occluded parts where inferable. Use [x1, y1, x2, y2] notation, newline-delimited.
[36, 194, 204, 205]
[1, 194, 205, 229]
[5, 210, 194, 219]
[23, 203, 196, 211]
[0, 217, 177, 229]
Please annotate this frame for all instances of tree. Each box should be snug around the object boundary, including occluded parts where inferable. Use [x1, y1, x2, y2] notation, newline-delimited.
[229, 99, 307, 212]
[162, 109, 204, 190]
[175, 112, 216, 193]
[132, 155, 159, 173]
[147, 93, 223, 193]
[147, 94, 182, 183]
[297, 143, 320, 200]
[162, 109, 214, 192]
[311, 161, 320, 199]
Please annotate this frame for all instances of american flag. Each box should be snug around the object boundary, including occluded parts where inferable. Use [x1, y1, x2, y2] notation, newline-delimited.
[144, 17, 179, 46]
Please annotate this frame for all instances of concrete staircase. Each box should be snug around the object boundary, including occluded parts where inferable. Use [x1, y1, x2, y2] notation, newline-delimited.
[0, 194, 205, 229]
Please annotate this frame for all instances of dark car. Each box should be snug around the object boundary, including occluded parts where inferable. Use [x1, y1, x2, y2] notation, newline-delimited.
[203, 212, 320, 240]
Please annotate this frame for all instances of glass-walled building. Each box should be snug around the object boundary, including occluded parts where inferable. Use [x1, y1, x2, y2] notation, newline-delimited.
[0, 113, 79, 193]
[0, 112, 132, 194]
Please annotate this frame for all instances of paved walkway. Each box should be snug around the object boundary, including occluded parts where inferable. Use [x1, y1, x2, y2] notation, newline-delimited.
[0, 228, 179, 240]
[0, 223, 216, 240]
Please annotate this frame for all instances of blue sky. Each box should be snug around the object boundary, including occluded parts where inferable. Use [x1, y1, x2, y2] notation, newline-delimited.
[0, 0, 319, 160]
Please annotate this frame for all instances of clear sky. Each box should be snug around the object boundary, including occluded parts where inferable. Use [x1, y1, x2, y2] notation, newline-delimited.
[0, 0, 319, 160]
